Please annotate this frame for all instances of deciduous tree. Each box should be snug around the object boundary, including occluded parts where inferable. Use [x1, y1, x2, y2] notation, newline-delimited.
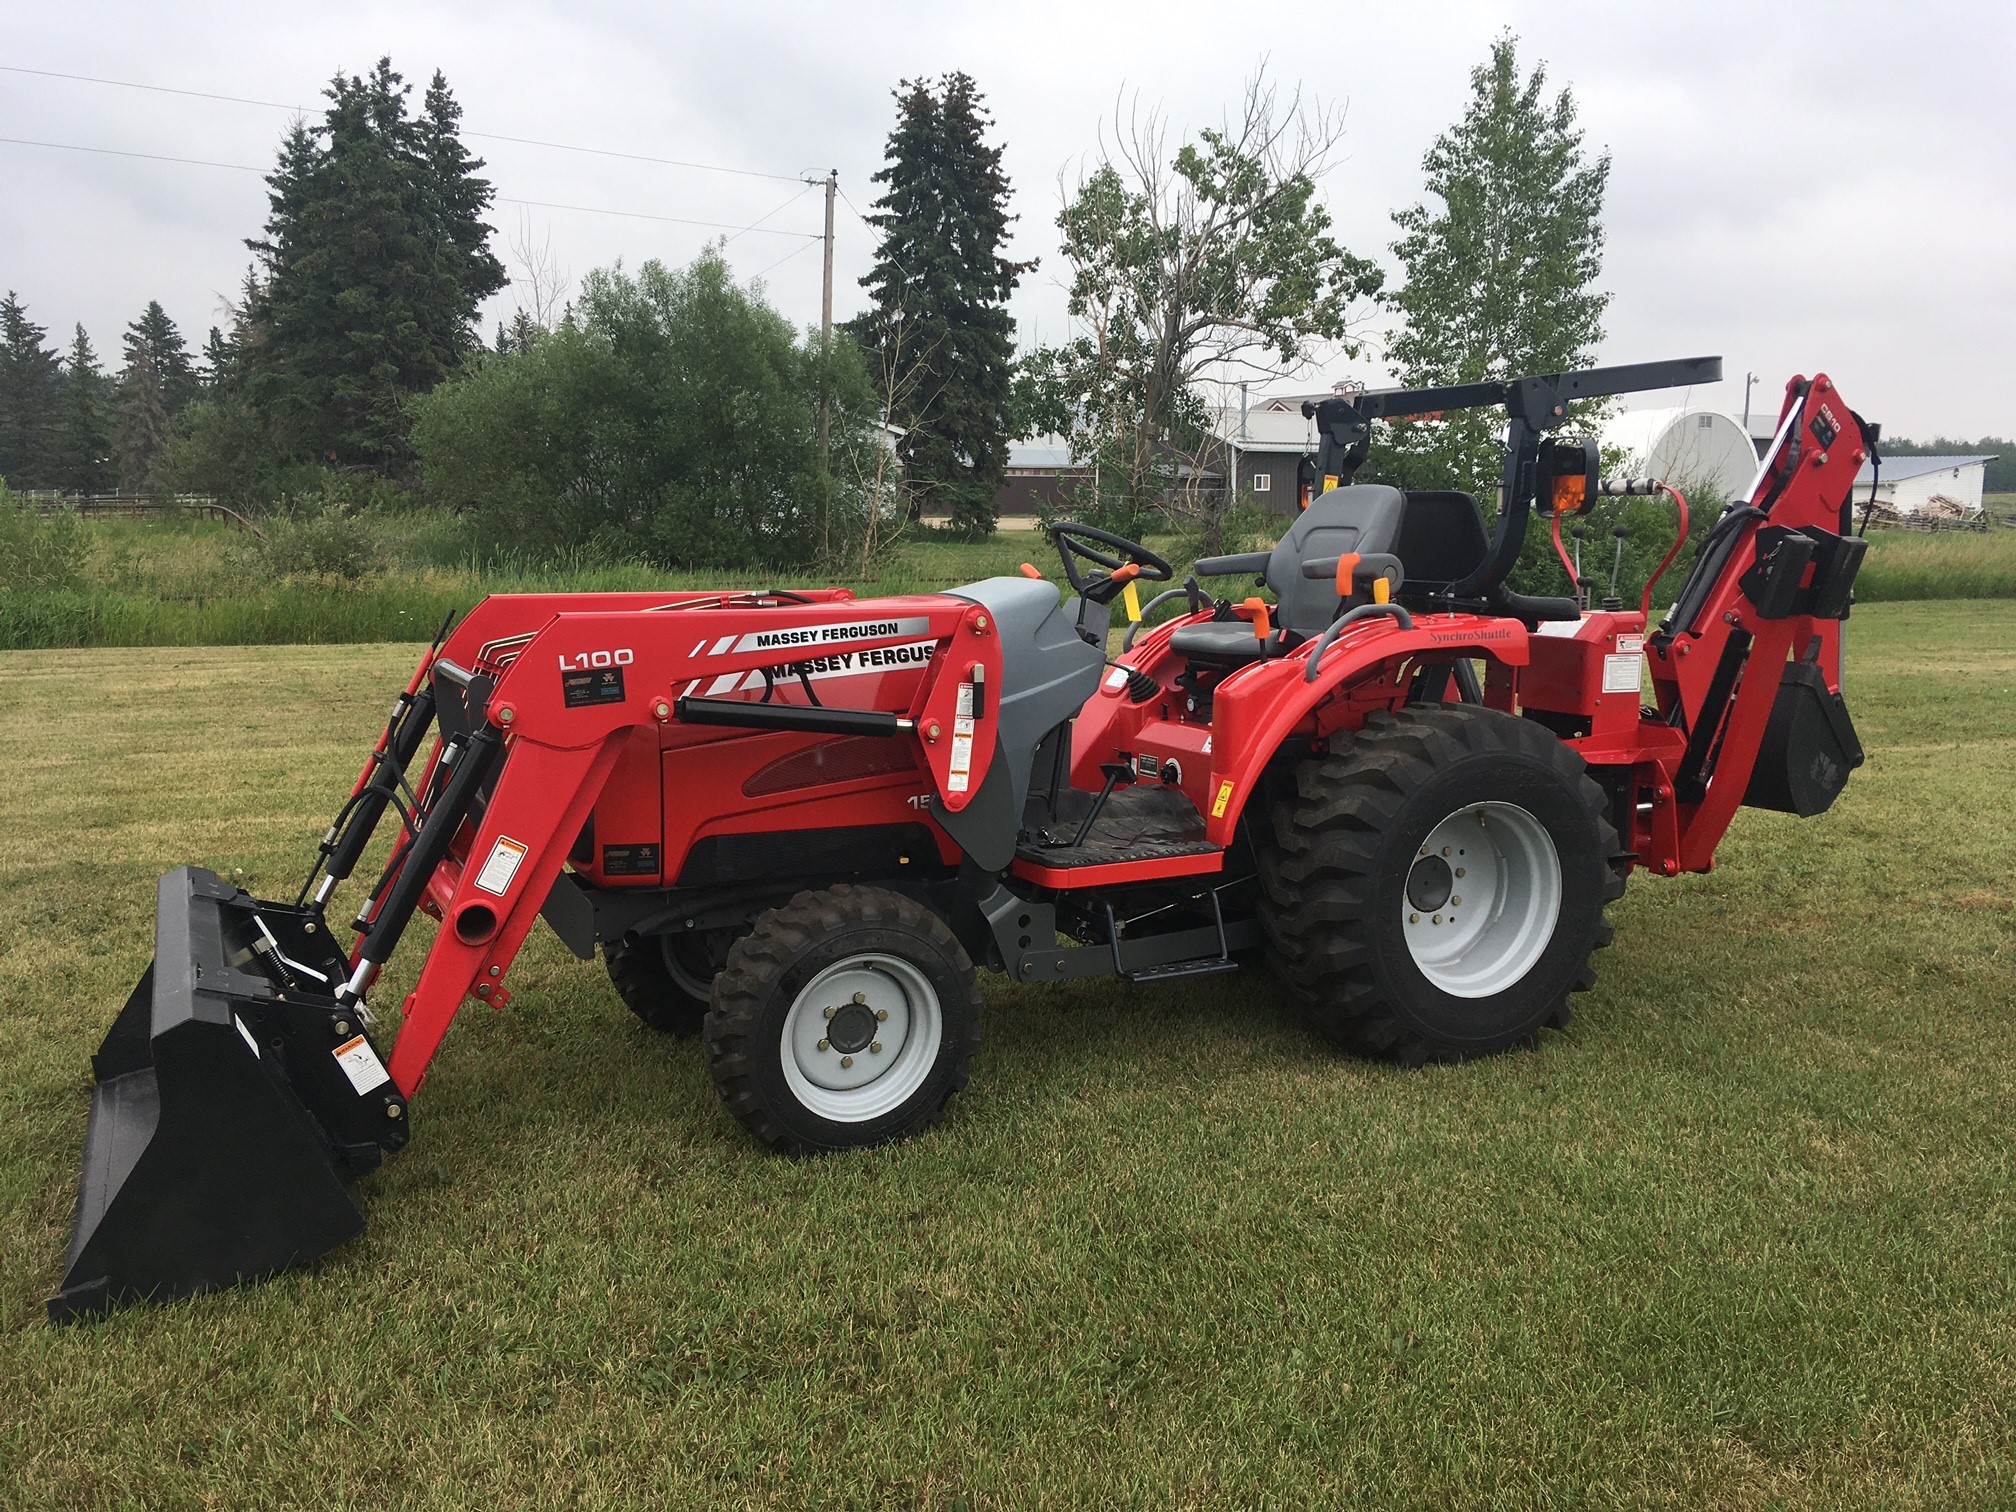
[1379, 34, 1610, 501]
[1020, 73, 1382, 544]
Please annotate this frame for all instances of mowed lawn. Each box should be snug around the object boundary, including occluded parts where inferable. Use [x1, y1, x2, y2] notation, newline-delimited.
[2, 602, 2014, 1509]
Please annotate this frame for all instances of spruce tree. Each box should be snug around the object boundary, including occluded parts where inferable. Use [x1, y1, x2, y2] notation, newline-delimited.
[125, 301, 198, 416]
[117, 336, 173, 494]
[199, 326, 235, 394]
[1381, 34, 1610, 500]
[0, 292, 62, 488]
[247, 59, 503, 474]
[854, 73, 1028, 535]
[55, 325, 115, 494]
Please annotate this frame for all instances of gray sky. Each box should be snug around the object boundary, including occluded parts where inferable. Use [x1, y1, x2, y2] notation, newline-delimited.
[4, 0, 2010, 438]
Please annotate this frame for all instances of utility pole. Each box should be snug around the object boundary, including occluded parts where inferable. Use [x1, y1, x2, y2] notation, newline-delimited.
[821, 168, 837, 346]
[1741, 370, 1757, 430]
[818, 168, 837, 472]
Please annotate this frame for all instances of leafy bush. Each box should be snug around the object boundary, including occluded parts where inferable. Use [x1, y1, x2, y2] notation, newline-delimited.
[410, 251, 892, 573]
[0, 484, 87, 591]
[255, 480, 388, 582]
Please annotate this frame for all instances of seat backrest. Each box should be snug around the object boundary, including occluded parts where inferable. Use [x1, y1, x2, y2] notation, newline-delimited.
[1396, 490, 1491, 595]
[1266, 485, 1407, 635]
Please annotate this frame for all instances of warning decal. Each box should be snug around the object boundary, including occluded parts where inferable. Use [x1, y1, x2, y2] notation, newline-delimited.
[333, 1034, 392, 1095]
[1602, 654, 1643, 695]
[1211, 780, 1235, 818]
[473, 835, 529, 896]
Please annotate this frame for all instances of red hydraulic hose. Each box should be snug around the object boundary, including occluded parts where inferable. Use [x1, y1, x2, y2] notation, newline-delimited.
[1549, 511, 1579, 599]
[1641, 484, 1691, 620]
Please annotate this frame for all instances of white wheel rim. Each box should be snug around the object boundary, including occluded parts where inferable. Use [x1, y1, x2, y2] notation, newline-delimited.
[1401, 801, 1561, 998]
[779, 954, 943, 1123]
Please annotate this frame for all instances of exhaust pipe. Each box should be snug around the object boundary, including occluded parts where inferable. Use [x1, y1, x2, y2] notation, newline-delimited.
[49, 867, 408, 1323]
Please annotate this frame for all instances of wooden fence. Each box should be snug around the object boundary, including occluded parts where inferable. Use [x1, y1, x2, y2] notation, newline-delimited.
[14, 492, 267, 539]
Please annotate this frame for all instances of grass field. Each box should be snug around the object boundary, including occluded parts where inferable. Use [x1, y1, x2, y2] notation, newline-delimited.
[8, 509, 2016, 649]
[3, 603, 2015, 1508]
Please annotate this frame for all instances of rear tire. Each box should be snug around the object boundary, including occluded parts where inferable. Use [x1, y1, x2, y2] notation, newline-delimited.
[1257, 706, 1622, 1064]
[604, 929, 737, 1037]
[704, 885, 982, 1153]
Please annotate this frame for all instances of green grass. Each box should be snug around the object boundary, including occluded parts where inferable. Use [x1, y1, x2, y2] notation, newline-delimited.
[1856, 526, 2016, 602]
[3, 603, 2015, 1506]
[11, 509, 2016, 649]
[0, 516, 1067, 649]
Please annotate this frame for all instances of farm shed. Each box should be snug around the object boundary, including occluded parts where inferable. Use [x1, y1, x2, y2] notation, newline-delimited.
[1851, 454, 1995, 516]
[1602, 406, 1759, 499]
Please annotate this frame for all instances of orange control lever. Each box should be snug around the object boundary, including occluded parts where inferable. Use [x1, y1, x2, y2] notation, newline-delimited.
[1235, 596, 1273, 640]
[1331, 552, 1362, 597]
[1018, 563, 1044, 579]
[1110, 563, 1141, 584]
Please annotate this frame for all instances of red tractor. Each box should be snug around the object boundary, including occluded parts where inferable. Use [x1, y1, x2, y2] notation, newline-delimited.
[53, 357, 1875, 1320]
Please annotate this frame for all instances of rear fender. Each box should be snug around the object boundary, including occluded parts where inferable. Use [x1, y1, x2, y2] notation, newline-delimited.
[1202, 618, 1531, 846]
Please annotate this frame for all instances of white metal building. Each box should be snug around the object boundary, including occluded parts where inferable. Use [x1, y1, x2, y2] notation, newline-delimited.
[1601, 406, 1760, 499]
[1851, 455, 1995, 516]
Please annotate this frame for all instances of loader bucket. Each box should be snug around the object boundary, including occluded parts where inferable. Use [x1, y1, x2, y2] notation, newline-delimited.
[49, 867, 408, 1323]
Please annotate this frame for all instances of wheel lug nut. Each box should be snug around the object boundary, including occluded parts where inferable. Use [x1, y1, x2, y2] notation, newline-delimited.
[1451, 895, 1462, 906]
[870, 1041, 882, 1054]
[1441, 846, 1451, 856]
[1455, 867, 1465, 878]
[1409, 913, 1420, 924]
[818, 1038, 830, 1051]
[823, 1006, 836, 1019]
[1432, 914, 1442, 925]
[875, 1008, 888, 1022]
[840, 1055, 854, 1069]
[852, 992, 866, 1005]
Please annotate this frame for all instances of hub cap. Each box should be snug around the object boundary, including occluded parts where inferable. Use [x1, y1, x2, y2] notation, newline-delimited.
[1401, 801, 1561, 998]
[781, 954, 942, 1123]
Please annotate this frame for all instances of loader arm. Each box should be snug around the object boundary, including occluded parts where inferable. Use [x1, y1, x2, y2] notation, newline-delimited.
[355, 597, 1002, 1095]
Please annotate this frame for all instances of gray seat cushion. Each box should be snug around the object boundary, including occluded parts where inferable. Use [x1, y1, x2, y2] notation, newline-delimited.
[1167, 621, 1270, 666]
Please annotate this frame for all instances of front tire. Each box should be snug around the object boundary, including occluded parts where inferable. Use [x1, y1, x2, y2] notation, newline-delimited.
[704, 885, 982, 1152]
[1257, 706, 1622, 1064]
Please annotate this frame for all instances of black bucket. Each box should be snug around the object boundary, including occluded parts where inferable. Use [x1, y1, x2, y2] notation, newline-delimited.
[49, 867, 408, 1323]
[1742, 661, 1865, 818]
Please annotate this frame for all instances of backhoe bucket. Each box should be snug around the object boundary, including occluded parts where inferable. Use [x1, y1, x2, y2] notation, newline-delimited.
[49, 867, 408, 1323]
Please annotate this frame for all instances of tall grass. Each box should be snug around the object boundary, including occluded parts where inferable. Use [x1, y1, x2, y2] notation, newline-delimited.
[0, 519, 1065, 649]
[1854, 526, 2016, 601]
[6, 512, 2012, 649]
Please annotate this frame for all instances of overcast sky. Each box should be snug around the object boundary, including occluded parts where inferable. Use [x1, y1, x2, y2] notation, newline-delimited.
[3, 0, 2010, 438]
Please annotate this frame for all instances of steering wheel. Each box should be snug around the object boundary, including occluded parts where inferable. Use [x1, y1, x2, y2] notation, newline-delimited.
[1046, 521, 1174, 599]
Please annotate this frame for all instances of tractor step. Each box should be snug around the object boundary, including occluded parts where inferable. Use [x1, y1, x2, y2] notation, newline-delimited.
[1125, 955, 1240, 986]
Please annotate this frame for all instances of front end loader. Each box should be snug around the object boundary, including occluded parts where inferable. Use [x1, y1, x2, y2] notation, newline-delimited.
[52, 357, 1876, 1321]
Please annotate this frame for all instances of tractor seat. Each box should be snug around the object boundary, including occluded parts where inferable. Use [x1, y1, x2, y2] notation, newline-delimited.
[1170, 485, 1409, 668]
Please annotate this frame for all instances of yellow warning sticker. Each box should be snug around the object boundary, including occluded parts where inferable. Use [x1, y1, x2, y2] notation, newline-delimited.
[1121, 579, 1142, 623]
[1211, 779, 1235, 818]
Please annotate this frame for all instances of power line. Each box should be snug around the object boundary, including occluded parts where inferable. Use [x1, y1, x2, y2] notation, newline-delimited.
[0, 63, 806, 183]
[0, 136, 822, 237]
[0, 135, 262, 172]
[754, 238, 820, 281]
[721, 183, 816, 244]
